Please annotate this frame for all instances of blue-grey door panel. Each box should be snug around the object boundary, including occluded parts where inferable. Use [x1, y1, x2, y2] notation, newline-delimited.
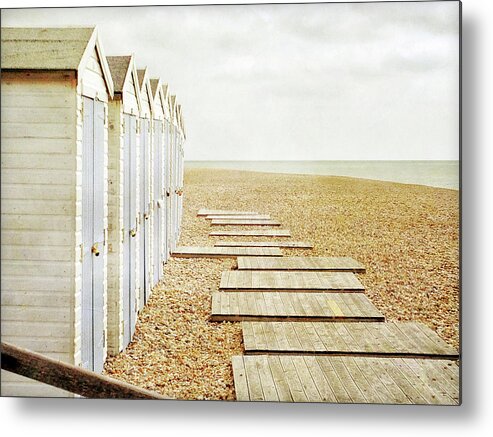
[122, 113, 131, 347]
[81, 97, 94, 371]
[129, 115, 137, 337]
[93, 99, 106, 374]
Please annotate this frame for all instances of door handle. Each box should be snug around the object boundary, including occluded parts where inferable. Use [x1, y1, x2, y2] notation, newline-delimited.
[130, 229, 137, 238]
[91, 244, 100, 257]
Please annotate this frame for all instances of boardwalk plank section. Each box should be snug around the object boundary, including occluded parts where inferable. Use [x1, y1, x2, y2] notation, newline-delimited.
[210, 229, 291, 237]
[171, 246, 282, 258]
[198, 209, 258, 216]
[215, 241, 314, 249]
[210, 219, 281, 226]
[219, 271, 364, 292]
[232, 356, 459, 404]
[210, 292, 384, 322]
[241, 322, 459, 359]
[237, 256, 365, 273]
[206, 215, 271, 220]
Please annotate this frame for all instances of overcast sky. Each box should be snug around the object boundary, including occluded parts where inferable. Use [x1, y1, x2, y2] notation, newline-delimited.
[2, 1, 460, 161]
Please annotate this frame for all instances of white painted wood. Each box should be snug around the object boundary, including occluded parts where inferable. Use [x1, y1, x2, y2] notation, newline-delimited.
[1, 31, 112, 396]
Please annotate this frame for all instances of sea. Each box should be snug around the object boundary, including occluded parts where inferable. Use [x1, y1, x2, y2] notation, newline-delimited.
[185, 160, 459, 190]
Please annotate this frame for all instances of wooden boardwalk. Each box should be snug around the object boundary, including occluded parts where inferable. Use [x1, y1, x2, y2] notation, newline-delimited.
[171, 246, 282, 258]
[210, 229, 291, 237]
[219, 271, 365, 292]
[237, 256, 365, 273]
[241, 322, 459, 359]
[232, 355, 459, 404]
[198, 209, 258, 216]
[215, 241, 314, 249]
[210, 219, 281, 226]
[210, 292, 384, 322]
[206, 215, 271, 220]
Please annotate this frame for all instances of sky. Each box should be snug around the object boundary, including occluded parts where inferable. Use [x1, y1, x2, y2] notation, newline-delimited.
[2, 1, 460, 161]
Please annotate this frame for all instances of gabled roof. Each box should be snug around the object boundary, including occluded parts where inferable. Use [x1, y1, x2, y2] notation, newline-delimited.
[162, 83, 169, 100]
[149, 78, 160, 98]
[137, 68, 147, 89]
[161, 84, 171, 121]
[169, 95, 177, 124]
[106, 54, 142, 112]
[1, 26, 114, 96]
[106, 55, 132, 93]
[136, 67, 155, 117]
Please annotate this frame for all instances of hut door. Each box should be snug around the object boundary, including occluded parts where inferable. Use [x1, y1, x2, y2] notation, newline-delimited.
[139, 118, 151, 307]
[122, 114, 137, 347]
[153, 120, 162, 285]
[163, 121, 168, 263]
[128, 115, 137, 337]
[81, 97, 105, 373]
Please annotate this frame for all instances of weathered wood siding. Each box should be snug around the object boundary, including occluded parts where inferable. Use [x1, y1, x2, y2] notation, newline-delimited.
[106, 100, 125, 355]
[1, 70, 78, 397]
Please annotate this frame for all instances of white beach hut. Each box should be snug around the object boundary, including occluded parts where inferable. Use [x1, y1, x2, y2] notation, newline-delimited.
[161, 83, 172, 262]
[1, 27, 114, 396]
[176, 104, 186, 236]
[136, 68, 154, 308]
[168, 95, 179, 251]
[106, 55, 142, 353]
[149, 78, 168, 285]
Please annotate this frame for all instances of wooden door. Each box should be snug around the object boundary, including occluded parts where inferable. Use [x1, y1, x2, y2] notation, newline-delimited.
[139, 118, 151, 307]
[153, 120, 165, 284]
[122, 113, 138, 346]
[81, 97, 105, 373]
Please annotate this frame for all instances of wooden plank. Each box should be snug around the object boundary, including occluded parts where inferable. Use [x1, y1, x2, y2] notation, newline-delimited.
[219, 271, 364, 292]
[210, 229, 291, 237]
[266, 355, 293, 402]
[231, 355, 459, 404]
[210, 219, 281, 226]
[243, 356, 264, 401]
[241, 322, 459, 359]
[278, 356, 309, 402]
[231, 356, 250, 401]
[256, 356, 279, 401]
[1, 342, 168, 400]
[210, 292, 385, 322]
[236, 256, 365, 273]
[197, 209, 258, 216]
[171, 246, 282, 258]
[215, 241, 314, 249]
[205, 215, 271, 220]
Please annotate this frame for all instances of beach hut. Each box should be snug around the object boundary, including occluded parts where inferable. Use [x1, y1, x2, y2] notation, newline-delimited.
[136, 68, 154, 308]
[162, 84, 172, 262]
[1, 27, 114, 396]
[105, 55, 142, 354]
[149, 78, 168, 285]
[169, 95, 178, 251]
[176, 104, 185, 237]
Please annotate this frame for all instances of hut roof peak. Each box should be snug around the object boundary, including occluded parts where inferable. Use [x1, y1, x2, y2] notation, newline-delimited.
[106, 55, 132, 93]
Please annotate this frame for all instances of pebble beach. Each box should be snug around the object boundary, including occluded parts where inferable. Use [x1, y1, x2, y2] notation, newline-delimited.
[104, 168, 460, 401]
